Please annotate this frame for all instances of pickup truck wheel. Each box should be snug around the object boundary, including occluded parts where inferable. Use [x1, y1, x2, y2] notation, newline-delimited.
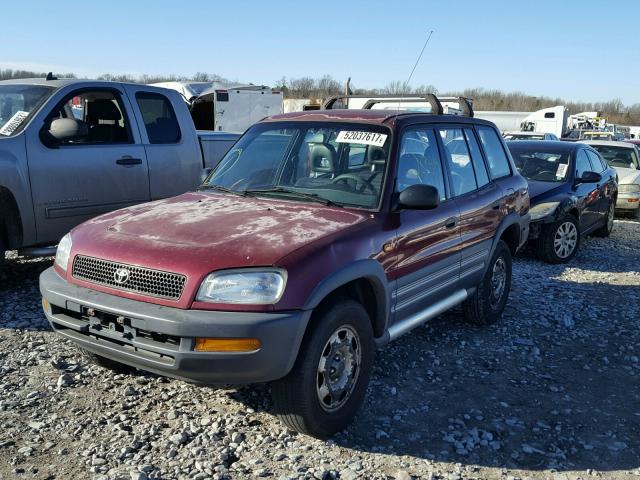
[82, 350, 135, 374]
[463, 240, 512, 325]
[271, 298, 374, 438]
[536, 214, 580, 263]
[593, 201, 615, 237]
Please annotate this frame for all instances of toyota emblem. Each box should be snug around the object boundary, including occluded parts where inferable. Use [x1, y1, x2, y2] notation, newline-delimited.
[113, 268, 130, 285]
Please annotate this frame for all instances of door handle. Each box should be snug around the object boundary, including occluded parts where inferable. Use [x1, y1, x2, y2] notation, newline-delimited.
[116, 156, 142, 166]
[445, 217, 457, 229]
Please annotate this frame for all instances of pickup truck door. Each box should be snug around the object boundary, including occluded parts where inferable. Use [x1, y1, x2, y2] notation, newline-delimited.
[122, 85, 203, 199]
[26, 85, 150, 244]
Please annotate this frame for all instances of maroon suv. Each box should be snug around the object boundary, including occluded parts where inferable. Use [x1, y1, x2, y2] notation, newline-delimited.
[40, 101, 530, 437]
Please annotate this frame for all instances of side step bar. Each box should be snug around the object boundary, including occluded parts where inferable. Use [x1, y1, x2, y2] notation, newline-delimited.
[387, 289, 469, 341]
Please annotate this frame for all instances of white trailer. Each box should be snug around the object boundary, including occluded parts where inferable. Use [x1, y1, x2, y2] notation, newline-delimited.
[152, 81, 283, 134]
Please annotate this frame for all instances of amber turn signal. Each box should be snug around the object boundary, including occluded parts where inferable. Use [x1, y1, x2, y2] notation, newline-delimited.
[42, 298, 50, 313]
[194, 338, 261, 352]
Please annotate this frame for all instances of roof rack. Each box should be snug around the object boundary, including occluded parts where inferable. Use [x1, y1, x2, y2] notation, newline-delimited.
[322, 94, 474, 117]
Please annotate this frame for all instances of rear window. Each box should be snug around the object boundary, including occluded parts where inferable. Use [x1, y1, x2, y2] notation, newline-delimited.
[589, 145, 639, 170]
[477, 127, 512, 178]
[135, 92, 181, 144]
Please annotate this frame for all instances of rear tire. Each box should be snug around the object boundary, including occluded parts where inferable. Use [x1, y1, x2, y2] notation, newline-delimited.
[82, 350, 136, 374]
[535, 214, 580, 264]
[271, 298, 374, 438]
[593, 201, 615, 237]
[463, 240, 512, 326]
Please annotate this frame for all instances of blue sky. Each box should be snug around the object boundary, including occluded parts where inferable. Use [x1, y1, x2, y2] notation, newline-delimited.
[1, 0, 638, 104]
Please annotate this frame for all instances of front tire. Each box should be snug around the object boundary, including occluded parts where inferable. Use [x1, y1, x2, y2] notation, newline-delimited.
[271, 298, 374, 438]
[463, 240, 512, 325]
[535, 214, 580, 264]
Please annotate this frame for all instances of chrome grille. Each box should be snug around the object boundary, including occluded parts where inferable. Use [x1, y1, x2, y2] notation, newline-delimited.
[72, 256, 186, 300]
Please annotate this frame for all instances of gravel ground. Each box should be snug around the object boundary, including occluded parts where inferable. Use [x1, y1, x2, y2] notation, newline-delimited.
[1, 219, 639, 480]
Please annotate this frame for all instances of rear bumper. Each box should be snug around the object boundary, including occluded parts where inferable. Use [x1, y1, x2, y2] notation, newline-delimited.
[39, 267, 310, 384]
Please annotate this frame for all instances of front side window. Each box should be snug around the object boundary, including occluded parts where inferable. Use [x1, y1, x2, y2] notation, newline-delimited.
[136, 92, 181, 144]
[464, 129, 490, 187]
[44, 89, 132, 145]
[206, 122, 391, 209]
[439, 128, 477, 196]
[397, 128, 446, 201]
[576, 150, 593, 178]
[586, 150, 606, 172]
[0, 84, 54, 137]
[477, 126, 512, 178]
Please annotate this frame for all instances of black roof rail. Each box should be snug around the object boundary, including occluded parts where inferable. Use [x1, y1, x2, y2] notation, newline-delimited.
[45, 72, 58, 81]
[322, 94, 474, 117]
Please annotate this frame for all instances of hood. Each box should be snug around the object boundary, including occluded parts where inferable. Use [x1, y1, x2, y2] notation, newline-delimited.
[615, 167, 640, 185]
[69, 192, 370, 306]
[527, 180, 564, 203]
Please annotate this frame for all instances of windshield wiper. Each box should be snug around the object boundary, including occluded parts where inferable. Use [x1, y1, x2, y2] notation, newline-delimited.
[243, 187, 341, 207]
[198, 184, 247, 196]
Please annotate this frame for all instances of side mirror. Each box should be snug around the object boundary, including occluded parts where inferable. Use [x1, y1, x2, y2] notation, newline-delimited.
[398, 184, 440, 210]
[200, 167, 213, 184]
[44, 118, 88, 145]
[576, 171, 602, 184]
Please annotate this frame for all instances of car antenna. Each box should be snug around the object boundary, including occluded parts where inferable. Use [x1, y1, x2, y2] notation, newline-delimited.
[395, 29, 434, 113]
[46, 72, 58, 81]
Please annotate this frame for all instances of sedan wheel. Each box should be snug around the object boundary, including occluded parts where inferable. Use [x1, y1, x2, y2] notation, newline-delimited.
[553, 221, 578, 259]
[536, 214, 581, 264]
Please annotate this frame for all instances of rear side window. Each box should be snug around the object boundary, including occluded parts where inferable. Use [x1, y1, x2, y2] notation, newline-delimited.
[135, 92, 181, 144]
[477, 127, 512, 179]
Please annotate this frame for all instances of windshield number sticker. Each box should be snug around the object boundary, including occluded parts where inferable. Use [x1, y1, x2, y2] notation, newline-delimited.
[556, 163, 568, 178]
[0, 111, 29, 136]
[336, 131, 387, 147]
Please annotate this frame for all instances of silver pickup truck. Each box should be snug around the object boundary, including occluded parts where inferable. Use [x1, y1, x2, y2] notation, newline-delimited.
[0, 77, 239, 262]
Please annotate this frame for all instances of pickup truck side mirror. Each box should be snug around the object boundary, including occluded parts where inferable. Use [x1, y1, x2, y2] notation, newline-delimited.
[200, 167, 213, 184]
[42, 118, 88, 146]
[576, 171, 602, 185]
[398, 184, 440, 210]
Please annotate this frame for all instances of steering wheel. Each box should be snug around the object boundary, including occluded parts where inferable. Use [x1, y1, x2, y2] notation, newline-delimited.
[331, 174, 376, 194]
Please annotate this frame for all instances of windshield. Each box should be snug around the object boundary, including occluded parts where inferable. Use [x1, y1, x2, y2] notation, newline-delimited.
[508, 145, 571, 182]
[0, 84, 54, 137]
[205, 122, 392, 209]
[505, 134, 545, 141]
[590, 145, 639, 169]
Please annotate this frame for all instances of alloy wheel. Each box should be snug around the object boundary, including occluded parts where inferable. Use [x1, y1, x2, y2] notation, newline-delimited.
[489, 257, 507, 308]
[553, 221, 578, 258]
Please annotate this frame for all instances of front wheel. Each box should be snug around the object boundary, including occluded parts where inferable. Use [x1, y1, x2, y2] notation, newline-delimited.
[535, 215, 580, 264]
[463, 239, 512, 326]
[271, 298, 374, 438]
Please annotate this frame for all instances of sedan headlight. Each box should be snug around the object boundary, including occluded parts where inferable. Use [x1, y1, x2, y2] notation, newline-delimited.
[529, 201, 560, 221]
[618, 184, 640, 193]
[54, 233, 72, 271]
[196, 269, 286, 304]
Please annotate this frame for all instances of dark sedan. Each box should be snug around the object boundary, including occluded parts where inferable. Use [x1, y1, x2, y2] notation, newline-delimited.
[507, 141, 618, 263]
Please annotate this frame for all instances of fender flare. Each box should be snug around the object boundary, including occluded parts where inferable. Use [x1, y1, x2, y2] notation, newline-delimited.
[485, 212, 525, 275]
[302, 258, 391, 337]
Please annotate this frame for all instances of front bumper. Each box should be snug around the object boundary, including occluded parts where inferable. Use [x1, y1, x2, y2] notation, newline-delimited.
[616, 192, 640, 211]
[39, 267, 310, 384]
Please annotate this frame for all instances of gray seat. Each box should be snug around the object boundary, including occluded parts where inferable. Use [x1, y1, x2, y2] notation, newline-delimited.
[86, 99, 128, 143]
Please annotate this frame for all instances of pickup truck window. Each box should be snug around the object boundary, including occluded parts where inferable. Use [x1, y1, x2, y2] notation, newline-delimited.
[45, 89, 133, 145]
[135, 92, 181, 144]
[0, 84, 54, 137]
[206, 122, 391, 209]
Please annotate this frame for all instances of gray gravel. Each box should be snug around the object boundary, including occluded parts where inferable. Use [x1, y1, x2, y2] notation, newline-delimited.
[1, 219, 639, 480]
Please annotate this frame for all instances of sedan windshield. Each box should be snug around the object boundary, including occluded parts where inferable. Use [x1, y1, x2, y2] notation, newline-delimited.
[590, 145, 639, 170]
[0, 84, 54, 137]
[205, 122, 391, 209]
[508, 145, 571, 182]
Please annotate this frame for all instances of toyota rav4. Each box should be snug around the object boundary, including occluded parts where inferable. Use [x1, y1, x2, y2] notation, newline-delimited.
[40, 97, 530, 438]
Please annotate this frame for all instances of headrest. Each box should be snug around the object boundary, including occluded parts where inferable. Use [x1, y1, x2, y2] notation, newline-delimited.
[87, 99, 122, 122]
[310, 144, 335, 173]
[367, 146, 387, 165]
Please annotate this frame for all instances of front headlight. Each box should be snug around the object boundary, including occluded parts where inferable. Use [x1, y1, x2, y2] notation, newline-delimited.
[196, 269, 286, 304]
[619, 184, 640, 193]
[54, 233, 72, 271]
[529, 201, 560, 221]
